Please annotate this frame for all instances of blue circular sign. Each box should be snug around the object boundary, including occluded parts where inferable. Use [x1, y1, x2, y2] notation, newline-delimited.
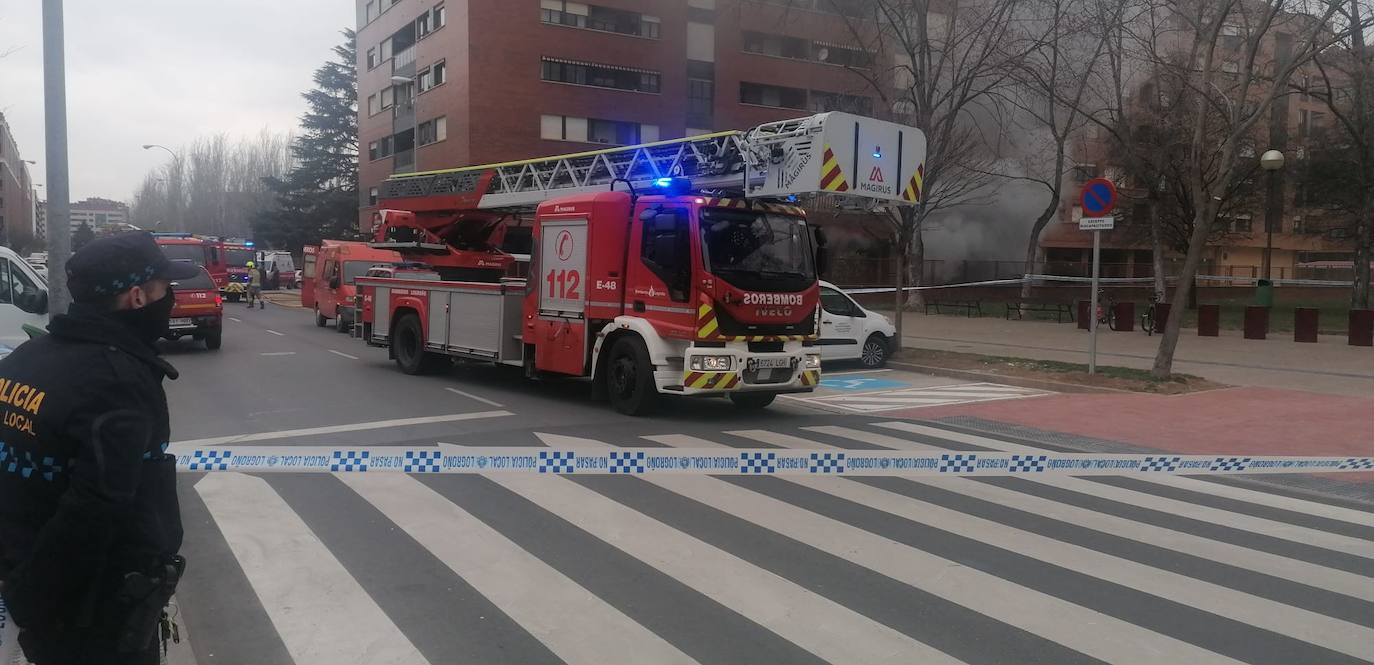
[1080, 178, 1117, 216]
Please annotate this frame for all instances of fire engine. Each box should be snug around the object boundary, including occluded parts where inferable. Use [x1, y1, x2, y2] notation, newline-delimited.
[355, 112, 925, 415]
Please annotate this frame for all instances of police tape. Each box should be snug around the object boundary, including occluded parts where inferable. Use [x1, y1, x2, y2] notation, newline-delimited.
[840, 274, 1353, 295]
[170, 446, 1374, 477]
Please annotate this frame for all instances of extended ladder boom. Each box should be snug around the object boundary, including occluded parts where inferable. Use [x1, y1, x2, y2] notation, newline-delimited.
[378, 112, 926, 213]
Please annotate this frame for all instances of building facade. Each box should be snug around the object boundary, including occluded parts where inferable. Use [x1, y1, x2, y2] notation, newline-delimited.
[0, 114, 36, 249]
[69, 197, 130, 232]
[1038, 15, 1359, 281]
[355, 0, 887, 229]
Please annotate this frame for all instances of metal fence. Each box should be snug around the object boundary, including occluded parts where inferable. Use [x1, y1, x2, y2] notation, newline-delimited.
[825, 258, 1360, 288]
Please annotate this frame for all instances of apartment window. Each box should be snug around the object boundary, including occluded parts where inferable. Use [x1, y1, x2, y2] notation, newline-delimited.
[542, 58, 659, 93]
[365, 1, 377, 23]
[739, 82, 806, 109]
[543, 2, 659, 38]
[367, 94, 379, 116]
[417, 11, 431, 37]
[687, 78, 714, 119]
[368, 187, 379, 206]
[1299, 109, 1326, 140]
[1221, 60, 1239, 74]
[418, 68, 433, 92]
[809, 90, 872, 115]
[432, 61, 446, 86]
[367, 47, 378, 69]
[369, 140, 380, 161]
[743, 31, 809, 59]
[542, 0, 588, 27]
[1231, 215, 1253, 233]
[541, 115, 654, 144]
[418, 116, 448, 145]
[380, 87, 395, 109]
[433, 4, 446, 29]
[1072, 165, 1097, 184]
[815, 43, 873, 68]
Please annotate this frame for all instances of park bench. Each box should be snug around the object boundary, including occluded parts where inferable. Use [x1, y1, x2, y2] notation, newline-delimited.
[924, 299, 983, 317]
[1005, 300, 1075, 323]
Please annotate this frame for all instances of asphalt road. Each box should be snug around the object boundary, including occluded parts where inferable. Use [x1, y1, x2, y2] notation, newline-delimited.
[162, 300, 1374, 665]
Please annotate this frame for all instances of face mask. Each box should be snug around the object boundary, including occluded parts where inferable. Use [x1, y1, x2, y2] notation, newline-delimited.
[112, 286, 176, 345]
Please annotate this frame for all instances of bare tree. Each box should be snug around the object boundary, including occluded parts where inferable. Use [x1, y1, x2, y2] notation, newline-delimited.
[1305, 0, 1374, 307]
[1147, 0, 1351, 378]
[130, 131, 292, 237]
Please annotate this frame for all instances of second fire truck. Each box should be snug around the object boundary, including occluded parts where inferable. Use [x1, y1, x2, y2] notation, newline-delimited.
[355, 112, 925, 414]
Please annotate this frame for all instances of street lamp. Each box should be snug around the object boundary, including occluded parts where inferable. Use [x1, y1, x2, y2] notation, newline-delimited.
[1260, 149, 1286, 280]
[142, 143, 176, 159]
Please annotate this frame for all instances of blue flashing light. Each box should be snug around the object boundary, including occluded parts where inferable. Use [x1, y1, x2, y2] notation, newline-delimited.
[652, 176, 691, 196]
[872, 149, 883, 159]
[244, 240, 255, 247]
[654, 177, 674, 187]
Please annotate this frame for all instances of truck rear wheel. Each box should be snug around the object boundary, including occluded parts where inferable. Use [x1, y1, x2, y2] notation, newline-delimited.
[729, 392, 776, 410]
[606, 337, 658, 416]
[394, 313, 444, 375]
[315, 307, 328, 327]
[204, 327, 223, 350]
[334, 308, 349, 333]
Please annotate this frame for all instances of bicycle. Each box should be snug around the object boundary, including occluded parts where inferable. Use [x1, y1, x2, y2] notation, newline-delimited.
[1095, 289, 1119, 331]
[1141, 293, 1160, 336]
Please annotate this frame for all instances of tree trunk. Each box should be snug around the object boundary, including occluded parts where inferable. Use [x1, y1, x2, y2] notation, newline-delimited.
[1149, 198, 1167, 302]
[1152, 208, 1214, 378]
[906, 222, 926, 308]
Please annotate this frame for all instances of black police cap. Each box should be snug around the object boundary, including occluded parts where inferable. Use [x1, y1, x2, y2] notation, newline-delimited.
[66, 231, 202, 303]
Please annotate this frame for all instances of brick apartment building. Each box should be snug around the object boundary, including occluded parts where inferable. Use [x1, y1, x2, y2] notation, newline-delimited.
[355, 0, 888, 229]
[1037, 15, 1359, 282]
[0, 113, 37, 249]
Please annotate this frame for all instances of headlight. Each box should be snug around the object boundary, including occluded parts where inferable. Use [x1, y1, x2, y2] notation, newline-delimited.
[690, 355, 733, 371]
[805, 354, 821, 369]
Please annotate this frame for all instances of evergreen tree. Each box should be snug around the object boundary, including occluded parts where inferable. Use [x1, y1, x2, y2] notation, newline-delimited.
[72, 222, 96, 252]
[254, 29, 360, 251]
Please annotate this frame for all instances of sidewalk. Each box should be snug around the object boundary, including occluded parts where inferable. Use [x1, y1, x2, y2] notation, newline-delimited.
[899, 311, 1374, 395]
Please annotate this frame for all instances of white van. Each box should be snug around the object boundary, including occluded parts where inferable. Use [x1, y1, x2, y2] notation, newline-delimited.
[0, 246, 50, 346]
[818, 280, 897, 368]
[258, 250, 296, 290]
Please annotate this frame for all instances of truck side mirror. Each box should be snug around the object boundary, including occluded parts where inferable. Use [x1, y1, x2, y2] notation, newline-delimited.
[17, 290, 48, 316]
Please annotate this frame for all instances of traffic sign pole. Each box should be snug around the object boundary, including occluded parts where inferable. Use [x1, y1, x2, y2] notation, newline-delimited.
[1089, 229, 1100, 375]
[1078, 178, 1118, 377]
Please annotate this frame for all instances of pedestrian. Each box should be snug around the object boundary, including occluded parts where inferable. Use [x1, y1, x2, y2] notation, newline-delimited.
[0, 231, 191, 665]
[246, 260, 263, 309]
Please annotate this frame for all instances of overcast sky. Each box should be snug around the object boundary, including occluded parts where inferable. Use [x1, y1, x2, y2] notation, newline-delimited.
[0, 0, 355, 202]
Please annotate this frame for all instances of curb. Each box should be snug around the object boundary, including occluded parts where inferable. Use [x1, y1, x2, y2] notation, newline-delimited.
[886, 359, 1127, 394]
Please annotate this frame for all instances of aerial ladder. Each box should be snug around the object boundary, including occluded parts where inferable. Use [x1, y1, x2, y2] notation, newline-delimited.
[369, 112, 928, 281]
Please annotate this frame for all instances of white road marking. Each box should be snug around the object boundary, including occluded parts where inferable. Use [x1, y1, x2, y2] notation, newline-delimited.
[329, 350, 360, 360]
[340, 474, 701, 665]
[642, 433, 1243, 665]
[266, 329, 286, 336]
[1143, 475, 1374, 527]
[171, 410, 513, 447]
[794, 382, 1047, 413]
[197, 473, 429, 665]
[826, 424, 1374, 558]
[509, 433, 953, 665]
[228, 317, 242, 323]
[444, 387, 504, 408]
[260, 352, 296, 357]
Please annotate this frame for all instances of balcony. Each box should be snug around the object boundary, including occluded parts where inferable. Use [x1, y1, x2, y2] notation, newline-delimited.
[392, 45, 416, 77]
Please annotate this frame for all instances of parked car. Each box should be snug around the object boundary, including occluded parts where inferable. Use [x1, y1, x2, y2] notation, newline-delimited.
[166, 265, 224, 349]
[818, 280, 895, 368]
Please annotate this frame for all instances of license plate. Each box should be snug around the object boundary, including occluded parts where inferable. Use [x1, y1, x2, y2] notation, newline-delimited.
[749, 357, 792, 370]
[169, 318, 194, 328]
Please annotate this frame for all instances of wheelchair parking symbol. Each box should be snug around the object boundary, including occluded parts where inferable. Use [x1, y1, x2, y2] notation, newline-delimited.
[818, 377, 908, 391]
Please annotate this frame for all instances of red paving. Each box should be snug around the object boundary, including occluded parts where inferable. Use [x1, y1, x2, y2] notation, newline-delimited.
[901, 386, 1374, 482]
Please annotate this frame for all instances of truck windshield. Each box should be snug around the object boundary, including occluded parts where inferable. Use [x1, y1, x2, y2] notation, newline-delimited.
[343, 261, 379, 284]
[699, 208, 815, 291]
[225, 249, 254, 267]
[159, 243, 206, 264]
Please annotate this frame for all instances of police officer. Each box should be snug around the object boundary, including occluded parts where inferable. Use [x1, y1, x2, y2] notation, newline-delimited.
[0, 231, 195, 664]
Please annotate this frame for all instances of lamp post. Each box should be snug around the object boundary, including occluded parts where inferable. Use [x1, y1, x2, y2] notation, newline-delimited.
[1260, 149, 1286, 280]
[143, 144, 180, 231]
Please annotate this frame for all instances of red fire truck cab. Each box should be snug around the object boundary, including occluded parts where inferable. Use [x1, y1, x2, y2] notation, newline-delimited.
[359, 190, 823, 414]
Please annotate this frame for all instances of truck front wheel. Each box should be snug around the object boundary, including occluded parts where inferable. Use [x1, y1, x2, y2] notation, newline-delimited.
[393, 313, 445, 375]
[606, 337, 658, 416]
[315, 307, 328, 327]
[729, 392, 776, 410]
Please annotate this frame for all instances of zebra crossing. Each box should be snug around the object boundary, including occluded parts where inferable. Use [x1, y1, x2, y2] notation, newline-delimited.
[174, 421, 1374, 665]
[789, 382, 1047, 412]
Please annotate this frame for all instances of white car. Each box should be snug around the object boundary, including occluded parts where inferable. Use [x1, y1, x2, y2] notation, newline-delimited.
[819, 280, 896, 368]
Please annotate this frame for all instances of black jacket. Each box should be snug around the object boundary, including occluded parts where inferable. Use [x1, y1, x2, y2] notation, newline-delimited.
[0, 306, 183, 632]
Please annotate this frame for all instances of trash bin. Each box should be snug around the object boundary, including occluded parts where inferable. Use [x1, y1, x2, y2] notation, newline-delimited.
[1077, 300, 1091, 331]
[1293, 308, 1319, 343]
[1351, 309, 1374, 347]
[1244, 306, 1269, 340]
[1112, 301, 1135, 332]
[1254, 279, 1274, 307]
[1197, 304, 1220, 337]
